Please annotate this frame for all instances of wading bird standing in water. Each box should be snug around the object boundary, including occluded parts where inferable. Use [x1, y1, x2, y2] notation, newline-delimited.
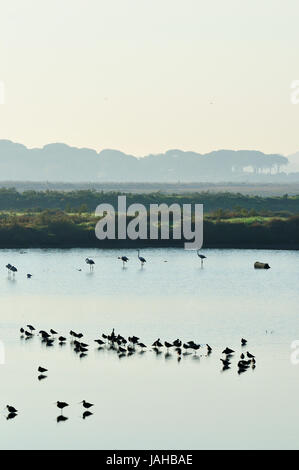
[118, 256, 129, 267]
[55, 401, 69, 414]
[137, 250, 146, 267]
[27, 325, 35, 333]
[197, 251, 207, 267]
[11, 266, 18, 276]
[80, 400, 94, 410]
[7, 405, 18, 414]
[85, 258, 95, 271]
[6, 264, 12, 275]
[6, 264, 17, 276]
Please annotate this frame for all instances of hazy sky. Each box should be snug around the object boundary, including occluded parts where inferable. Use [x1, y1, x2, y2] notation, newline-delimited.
[0, 0, 298, 156]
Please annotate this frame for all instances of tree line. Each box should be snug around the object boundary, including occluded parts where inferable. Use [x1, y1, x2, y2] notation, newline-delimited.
[0, 188, 299, 214]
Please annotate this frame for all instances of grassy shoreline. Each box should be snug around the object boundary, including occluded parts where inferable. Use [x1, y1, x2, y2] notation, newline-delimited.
[0, 188, 298, 249]
[0, 210, 298, 250]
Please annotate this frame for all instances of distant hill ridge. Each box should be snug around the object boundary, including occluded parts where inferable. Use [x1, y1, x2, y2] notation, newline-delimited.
[0, 139, 291, 182]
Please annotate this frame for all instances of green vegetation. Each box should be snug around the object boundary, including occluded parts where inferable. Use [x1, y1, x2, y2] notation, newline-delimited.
[0, 188, 298, 248]
[1, 187, 299, 214]
[0, 208, 298, 249]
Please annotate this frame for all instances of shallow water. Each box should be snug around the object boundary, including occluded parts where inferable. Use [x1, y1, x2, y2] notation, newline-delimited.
[0, 248, 298, 450]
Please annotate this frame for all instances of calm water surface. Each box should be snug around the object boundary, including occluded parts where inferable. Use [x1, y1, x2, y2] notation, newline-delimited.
[0, 248, 298, 449]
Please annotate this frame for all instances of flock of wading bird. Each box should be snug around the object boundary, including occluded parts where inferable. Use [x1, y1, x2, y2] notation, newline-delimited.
[6, 250, 271, 278]
[6, 250, 259, 422]
[5, 249, 208, 278]
[14, 325, 257, 422]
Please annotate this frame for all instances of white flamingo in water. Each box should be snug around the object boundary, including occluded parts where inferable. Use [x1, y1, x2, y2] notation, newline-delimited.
[197, 250, 207, 267]
[85, 258, 95, 271]
[137, 250, 146, 267]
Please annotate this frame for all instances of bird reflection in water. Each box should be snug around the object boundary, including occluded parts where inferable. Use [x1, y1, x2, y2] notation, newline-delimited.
[57, 415, 68, 423]
[38, 374, 47, 381]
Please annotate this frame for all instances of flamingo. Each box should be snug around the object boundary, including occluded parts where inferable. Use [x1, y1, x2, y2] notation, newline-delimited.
[118, 256, 129, 267]
[197, 250, 207, 267]
[6, 264, 12, 275]
[7, 265, 17, 276]
[85, 258, 95, 271]
[137, 250, 146, 266]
